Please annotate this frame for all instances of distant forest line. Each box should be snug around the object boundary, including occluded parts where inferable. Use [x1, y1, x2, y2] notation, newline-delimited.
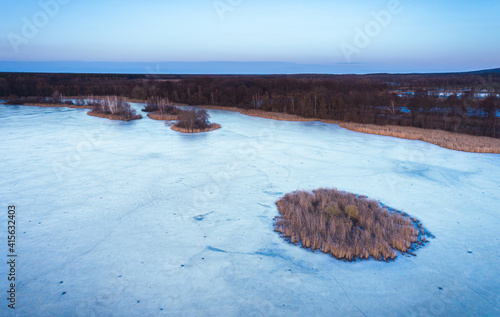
[1, 71, 499, 138]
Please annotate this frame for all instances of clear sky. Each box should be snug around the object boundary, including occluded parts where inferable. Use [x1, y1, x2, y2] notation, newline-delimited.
[0, 0, 499, 74]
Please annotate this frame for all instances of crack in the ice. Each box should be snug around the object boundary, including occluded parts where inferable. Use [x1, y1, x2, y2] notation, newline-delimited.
[78, 239, 106, 257]
[311, 254, 367, 317]
[328, 273, 367, 317]
[466, 285, 500, 309]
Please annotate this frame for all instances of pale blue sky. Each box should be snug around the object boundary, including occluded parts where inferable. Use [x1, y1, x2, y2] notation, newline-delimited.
[0, 0, 499, 73]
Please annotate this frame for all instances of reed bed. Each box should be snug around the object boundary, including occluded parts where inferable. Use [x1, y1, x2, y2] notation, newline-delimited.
[200, 106, 322, 122]
[170, 123, 221, 133]
[340, 122, 500, 154]
[275, 188, 433, 261]
[199, 105, 498, 153]
[20, 103, 68, 108]
[147, 112, 179, 121]
[67, 104, 93, 109]
[87, 111, 142, 121]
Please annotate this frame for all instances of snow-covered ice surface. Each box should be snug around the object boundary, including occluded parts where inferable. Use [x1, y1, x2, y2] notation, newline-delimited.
[0, 104, 499, 316]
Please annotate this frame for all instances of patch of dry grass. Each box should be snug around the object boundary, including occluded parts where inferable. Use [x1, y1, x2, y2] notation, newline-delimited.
[4, 101, 92, 109]
[67, 104, 93, 109]
[147, 111, 179, 121]
[200, 106, 323, 122]
[87, 111, 142, 121]
[340, 122, 500, 154]
[14, 103, 67, 108]
[170, 123, 221, 133]
[275, 188, 433, 261]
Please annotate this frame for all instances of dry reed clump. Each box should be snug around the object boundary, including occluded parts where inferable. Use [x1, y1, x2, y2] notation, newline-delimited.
[147, 112, 179, 121]
[274, 188, 433, 261]
[67, 104, 93, 109]
[340, 122, 500, 154]
[87, 111, 141, 121]
[20, 103, 67, 108]
[170, 123, 221, 133]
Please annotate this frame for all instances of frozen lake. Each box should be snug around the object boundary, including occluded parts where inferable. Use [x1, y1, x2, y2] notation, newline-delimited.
[0, 104, 499, 316]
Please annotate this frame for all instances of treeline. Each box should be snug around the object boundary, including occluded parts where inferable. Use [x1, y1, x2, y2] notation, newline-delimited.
[1, 71, 499, 137]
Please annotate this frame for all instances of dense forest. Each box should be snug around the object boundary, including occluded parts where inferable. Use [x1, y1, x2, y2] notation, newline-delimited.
[1, 70, 499, 137]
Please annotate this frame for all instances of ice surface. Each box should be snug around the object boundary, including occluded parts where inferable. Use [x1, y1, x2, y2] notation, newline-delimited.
[0, 104, 499, 316]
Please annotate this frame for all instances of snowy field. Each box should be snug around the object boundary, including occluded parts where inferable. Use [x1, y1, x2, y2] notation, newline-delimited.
[0, 104, 499, 316]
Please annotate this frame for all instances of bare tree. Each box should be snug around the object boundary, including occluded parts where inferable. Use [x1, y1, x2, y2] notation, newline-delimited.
[175, 108, 210, 131]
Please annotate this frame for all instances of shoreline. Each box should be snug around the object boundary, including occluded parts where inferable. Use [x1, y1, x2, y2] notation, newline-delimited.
[200, 105, 328, 122]
[340, 122, 500, 154]
[68, 105, 93, 109]
[2, 101, 93, 109]
[4, 98, 498, 153]
[197, 105, 499, 154]
[87, 111, 142, 121]
[2, 102, 69, 108]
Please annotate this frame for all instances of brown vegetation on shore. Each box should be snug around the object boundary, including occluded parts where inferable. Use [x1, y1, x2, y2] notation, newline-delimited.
[340, 122, 500, 154]
[201, 105, 323, 122]
[87, 96, 142, 121]
[275, 188, 432, 261]
[67, 104, 93, 109]
[87, 111, 141, 121]
[147, 111, 179, 121]
[200, 106, 499, 153]
[4, 101, 91, 109]
[21, 103, 67, 107]
[171, 123, 221, 133]
[4, 94, 94, 109]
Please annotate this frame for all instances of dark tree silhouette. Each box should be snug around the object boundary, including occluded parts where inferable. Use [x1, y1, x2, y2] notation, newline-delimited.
[1, 71, 499, 137]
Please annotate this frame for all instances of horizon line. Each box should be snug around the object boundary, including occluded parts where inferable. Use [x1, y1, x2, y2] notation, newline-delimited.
[0, 61, 498, 76]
